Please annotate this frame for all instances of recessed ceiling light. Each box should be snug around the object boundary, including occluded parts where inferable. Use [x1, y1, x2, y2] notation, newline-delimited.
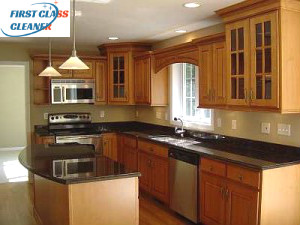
[176, 30, 187, 33]
[183, 2, 201, 8]
[108, 37, 119, 40]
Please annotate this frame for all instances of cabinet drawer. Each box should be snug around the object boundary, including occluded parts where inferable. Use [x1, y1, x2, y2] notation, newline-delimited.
[201, 158, 226, 177]
[138, 140, 168, 158]
[227, 165, 260, 188]
[123, 136, 137, 148]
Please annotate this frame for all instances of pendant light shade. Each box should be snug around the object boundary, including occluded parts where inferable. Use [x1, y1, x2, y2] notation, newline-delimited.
[60, 0, 89, 70]
[39, 39, 62, 77]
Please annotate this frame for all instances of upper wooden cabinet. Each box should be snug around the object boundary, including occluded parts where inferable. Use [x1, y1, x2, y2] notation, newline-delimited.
[95, 60, 107, 104]
[52, 60, 72, 78]
[134, 52, 168, 106]
[217, 0, 300, 113]
[98, 43, 152, 105]
[193, 33, 226, 108]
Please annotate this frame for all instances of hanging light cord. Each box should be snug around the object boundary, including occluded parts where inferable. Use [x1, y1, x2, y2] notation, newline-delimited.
[72, 0, 77, 57]
[49, 38, 52, 67]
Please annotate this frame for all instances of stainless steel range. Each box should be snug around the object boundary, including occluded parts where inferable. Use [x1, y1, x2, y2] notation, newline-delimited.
[48, 113, 102, 153]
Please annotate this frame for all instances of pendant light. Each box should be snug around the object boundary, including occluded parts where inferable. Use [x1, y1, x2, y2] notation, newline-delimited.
[39, 38, 62, 77]
[59, 0, 89, 70]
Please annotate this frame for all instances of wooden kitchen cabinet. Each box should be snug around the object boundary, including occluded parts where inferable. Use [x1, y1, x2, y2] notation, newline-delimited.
[134, 53, 168, 106]
[217, 0, 300, 113]
[200, 158, 259, 225]
[73, 60, 95, 79]
[123, 135, 138, 171]
[201, 173, 226, 225]
[98, 43, 151, 105]
[95, 60, 107, 104]
[52, 60, 72, 78]
[194, 34, 226, 108]
[138, 140, 169, 204]
[35, 135, 55, 144]
[102, 133, 117, 161]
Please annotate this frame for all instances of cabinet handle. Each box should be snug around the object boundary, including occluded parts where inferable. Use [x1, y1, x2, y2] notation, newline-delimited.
[238, 174, 244, 181]
[250, 89, 254, 102]
[225, 188, 229, 200]
[221, 187, 225, 199]
[209, 166, 213, 172]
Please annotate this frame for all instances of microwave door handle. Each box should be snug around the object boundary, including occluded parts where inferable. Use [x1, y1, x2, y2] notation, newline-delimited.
[62, 86, 65, 103]
[63, 161, 67, 177]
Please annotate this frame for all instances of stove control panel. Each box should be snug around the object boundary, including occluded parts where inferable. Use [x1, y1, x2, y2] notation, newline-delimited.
[49, 113, 92, 124]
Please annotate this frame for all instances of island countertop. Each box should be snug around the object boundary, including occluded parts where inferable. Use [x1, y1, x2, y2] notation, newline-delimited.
[19, 144, 140, 184]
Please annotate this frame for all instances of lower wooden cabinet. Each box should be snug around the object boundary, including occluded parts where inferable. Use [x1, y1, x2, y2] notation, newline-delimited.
[200, 158, 259, 225]
[122, 135, 138, 171]
[102, 133, 117, 161]
[138, 150, 169, 204]
[35, 135, 55, 144]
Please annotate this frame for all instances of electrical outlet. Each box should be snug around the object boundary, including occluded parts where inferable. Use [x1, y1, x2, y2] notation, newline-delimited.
[100, 111, 105, 118]
[277, 123, 291, 136]
[217, 118, 222, 128]
[165, 112, 168, 121]
[135, 110, 139, 118]
[261, 122, 271, 134]
[44, 113, 48, 120]
[156, 112, 162, 119]
[231, 120, 237, 130]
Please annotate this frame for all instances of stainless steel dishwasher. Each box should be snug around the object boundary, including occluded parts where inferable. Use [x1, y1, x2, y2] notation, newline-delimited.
[169, 147, 199, 223]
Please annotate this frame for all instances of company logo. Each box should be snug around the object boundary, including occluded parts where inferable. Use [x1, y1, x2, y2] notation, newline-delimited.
[0, 0, 70, 37]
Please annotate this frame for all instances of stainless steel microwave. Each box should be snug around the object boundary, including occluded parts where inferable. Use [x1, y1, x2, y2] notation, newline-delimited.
[51, 79, 95, 104]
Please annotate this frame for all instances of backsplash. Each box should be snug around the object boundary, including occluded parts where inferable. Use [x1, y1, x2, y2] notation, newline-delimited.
[136, 106, 300, 147]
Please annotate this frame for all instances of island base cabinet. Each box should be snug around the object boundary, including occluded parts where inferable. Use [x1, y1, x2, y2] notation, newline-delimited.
[34, 175, 139, 225]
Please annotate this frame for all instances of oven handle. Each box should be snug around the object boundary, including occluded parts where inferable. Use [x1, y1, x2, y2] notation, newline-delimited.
[56, 135, 101, 140]
[62, 86, 65, 102]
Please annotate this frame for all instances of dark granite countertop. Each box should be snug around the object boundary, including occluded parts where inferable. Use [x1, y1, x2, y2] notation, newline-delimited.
[34, 122, 300, 170]
[19, 144, 140, 184]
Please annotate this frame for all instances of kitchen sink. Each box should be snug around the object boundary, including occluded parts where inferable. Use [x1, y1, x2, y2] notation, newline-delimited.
[150, 136, 200, 146]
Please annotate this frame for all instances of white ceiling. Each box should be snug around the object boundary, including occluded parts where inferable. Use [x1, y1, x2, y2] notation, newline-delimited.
[0, 0, 244, 50]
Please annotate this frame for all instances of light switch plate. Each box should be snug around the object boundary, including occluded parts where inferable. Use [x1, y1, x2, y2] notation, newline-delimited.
[100, 111, 105, 118]
[277, 123, 291, 136]
[261, 122, 271, 134]
[217, 118, 222, 128]
[165, 112, 168, 121]
[44, 113, 48, 120]
[231, 120, 237, 130]
[135, 110, 139, 118]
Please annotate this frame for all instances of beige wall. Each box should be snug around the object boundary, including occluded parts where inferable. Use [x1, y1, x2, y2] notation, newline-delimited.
[0, 65, 27, 148]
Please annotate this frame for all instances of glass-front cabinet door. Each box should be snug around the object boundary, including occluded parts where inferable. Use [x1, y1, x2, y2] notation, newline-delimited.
[109, 52, 129, 102]
[226, 19, 250, 106]
[250, 12, 278, 108]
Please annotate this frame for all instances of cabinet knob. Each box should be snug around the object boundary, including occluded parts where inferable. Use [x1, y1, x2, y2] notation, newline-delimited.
[238, 174, 244, 181]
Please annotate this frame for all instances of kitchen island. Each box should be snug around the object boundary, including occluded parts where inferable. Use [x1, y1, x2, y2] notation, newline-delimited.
[19, 144, 140, 225]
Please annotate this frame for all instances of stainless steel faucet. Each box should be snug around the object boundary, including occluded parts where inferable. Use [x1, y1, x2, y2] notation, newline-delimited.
[174, 117, 186, 137]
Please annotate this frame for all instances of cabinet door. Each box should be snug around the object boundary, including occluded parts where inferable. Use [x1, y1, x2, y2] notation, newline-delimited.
[226, 182, 259, 225]
[52, 60, 72, 78]
[95, 61, 107, 103]
[109, 53, 129, 102]
[201, 172, 226, 225]
[226, 19, 250, 106]
[151, 156, 169, 204]
[213, 42, 227, 105]
[250, 12, 279, 108]
[138, 152, 152, 193]
[123, 146, 138, 171]
[199, 44, 213, 106]
[73, 61, 94, 79]
[135, 57, 151, 104]
[102, 134, 117, 161]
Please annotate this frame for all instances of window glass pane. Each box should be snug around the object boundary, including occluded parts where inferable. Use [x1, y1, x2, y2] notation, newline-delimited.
[113, 57, 118, 70]
[265, 77, 272, 99]
[264, 21, 271, 46]
[231, 30, 236, 51]
[120, 71, 125, 84]
[256, 50, 263, 74]
[238, 53, 244, 75]
[113, 71, 118, 84]
[256, 76, 262, 99]
[231, 54, 237, 75]
[119, 57, 124, 70]
[192, 98, 196, 116]
[119, 85, 125, 97]
[238, 78, 245, 99]
[231, 78, 237, 99]
[256, 23, 262, 47]
[238, 28, 244, 50]
[192, 79, 195, 97]
[186, 99, 191, 116]
[113, 85, 118, 98]
[265, 48, 271, 73]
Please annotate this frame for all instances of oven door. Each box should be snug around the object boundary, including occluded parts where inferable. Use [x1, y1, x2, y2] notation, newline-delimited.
[62, 82, 95, 104]
[55, 135, 102, 153]
[65, 158, 96, 178]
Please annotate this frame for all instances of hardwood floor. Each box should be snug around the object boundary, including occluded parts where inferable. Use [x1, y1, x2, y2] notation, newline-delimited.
[0, 182, 194, 225]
